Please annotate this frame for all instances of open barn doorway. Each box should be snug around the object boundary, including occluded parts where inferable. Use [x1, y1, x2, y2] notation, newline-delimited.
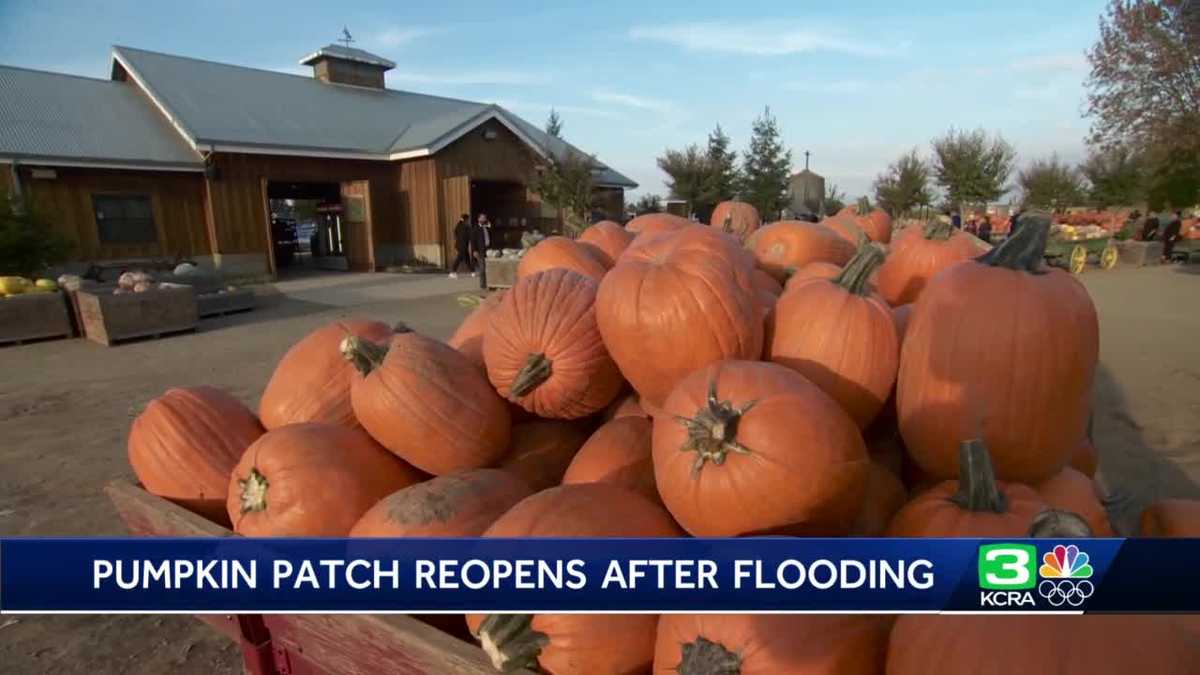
[471, 179, 535, 250]
[266, 181, 343, 276]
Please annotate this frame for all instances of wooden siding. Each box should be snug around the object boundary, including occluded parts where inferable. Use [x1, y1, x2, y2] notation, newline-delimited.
[16, 166, 209, 261]
[395, 158, 439, 247]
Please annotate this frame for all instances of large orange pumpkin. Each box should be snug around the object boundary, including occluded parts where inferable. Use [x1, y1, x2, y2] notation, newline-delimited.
[517, 236, 607, 281]
[483, 269, 622, 418]
[603, 391, 647, 421]
[625, 212, 693, 237]
[596, 227, 764, 410]
[348, 468, 531, 537]
[897, 213, 1099, 483]
[654, 614, 890, 675]
[1140, 499, 1200, 537]
[875, 220, 979, 305]
[885, 440, 1048, 537]
[821, 212, 867, 244]
[653, 360, 868, 536]
[709, 200, 762, 243]
[446, 291, 506, 372]
[768, 243, 899, 428]
[343, 325, 511, 475]
[862, 208, 893, 244]
[850, 461, 908, 536]
[745, 221, 855, 282]
[783, 261, 842, 292]
[259, 319, 393, 429]
[578, 220, 633, 267]
[467, 483, 681, 675]
[498, 420, 588, 491]
[1033, 466, 1113, 536]
[562, 416, 658, 503]
[227, 423, 424, 536]
[129, 386, 264, 523]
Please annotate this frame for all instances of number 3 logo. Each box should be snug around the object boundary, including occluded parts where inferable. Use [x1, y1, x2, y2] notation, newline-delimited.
[978, 544, 1037, 590]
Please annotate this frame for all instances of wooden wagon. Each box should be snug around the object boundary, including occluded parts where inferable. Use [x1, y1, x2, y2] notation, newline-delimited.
[1044, 235, 1118, 274]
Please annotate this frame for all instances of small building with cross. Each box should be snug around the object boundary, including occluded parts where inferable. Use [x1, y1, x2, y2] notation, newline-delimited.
[788, 154, 826, 218]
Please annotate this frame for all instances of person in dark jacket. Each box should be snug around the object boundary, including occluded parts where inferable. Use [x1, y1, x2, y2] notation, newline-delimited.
[978, 214, 993, 244]
[448, 214, 474, 278]
[1141, 212, 1160, 241]
[1161, 211, 1183, 262]
[471, 213, 493, 289]
[951, 212, 962, 229]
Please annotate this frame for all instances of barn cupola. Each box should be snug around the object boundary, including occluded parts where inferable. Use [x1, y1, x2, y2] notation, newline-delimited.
[299, 30, 394, 89]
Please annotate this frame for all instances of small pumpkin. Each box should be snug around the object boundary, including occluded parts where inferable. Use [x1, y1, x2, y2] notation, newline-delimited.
[446, 291, 507, 371]
[653, 360, 868, 536]
[709, 200, 762, 243]
[850, 461, 909, 536]
[259, 319, 393, 429]
[1140, 498, 1200, 538]
[862, 207, 893, 244]
[517, 236, 607, 281]
[499, 420, 588, 491]
[745, 221, 855, 282]
[348, 468, 531, 537]
[1033, 466, 1113, 536]
[484, 269, 623, 419]
[625, 212, 693, 237]
[128, 386, 264, 523]
[227, 423, 424, 536]
[343, 325, 511, 475]
[578, 220, 634, 267]
[875, 219, 979, 305]
[783, 261, 842, 292]
[562, 416, 658, 503]
[885, 440, 1048, 537]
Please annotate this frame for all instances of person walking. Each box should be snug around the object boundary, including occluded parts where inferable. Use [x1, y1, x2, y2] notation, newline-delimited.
[448, 214, 474, 278]
[472, 213, 493, 290]
[1161, 211, 1183, 262]
[978, 214, 992, 244]
[951, 211, 962, 230]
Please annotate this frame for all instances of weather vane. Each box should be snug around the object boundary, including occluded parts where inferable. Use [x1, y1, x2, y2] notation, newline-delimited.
[339, 27, 354, 48]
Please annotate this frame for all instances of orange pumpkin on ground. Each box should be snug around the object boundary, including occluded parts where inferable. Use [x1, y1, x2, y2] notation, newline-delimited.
[349, 468, 530, 537]
[768, 243, 899, 428]
[821, 212, 867, 244]
[603, 391, 647, 420]
[875, 219, 979, 305]
[861, 208, 893, 244]
[129, 386, 264, 523]
[597, 227, 763, 410]
[653, 360, 868, 536]
[897, 213, 1098, 483]
[342, 325, 510, 475]
[783, 261, 842, 292]
[446, 291, 507, 371]
[709, 200, 762, 243]
[227, 423, 423, 536]
[467, 483, 681, 675]
[562, 416, 658, 503]
[498, 420, 588, 491]
[886, 440, 1049, 537]
[577, 220, 633, 267]
[484, 269, 622, 419]
[746, 221, 855, 282]
[654, 614, 891, 675]
[850, 461, 908, 536]
[625, 212, 693, 237]
[516, 236, 607, 281]
[259, 319, 393, 429]
[1140, 498, 1200, 537]
[1033, 466, 1113, 536]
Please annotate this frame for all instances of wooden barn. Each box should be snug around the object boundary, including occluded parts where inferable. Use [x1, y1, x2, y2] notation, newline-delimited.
[0, 44, 636, 276]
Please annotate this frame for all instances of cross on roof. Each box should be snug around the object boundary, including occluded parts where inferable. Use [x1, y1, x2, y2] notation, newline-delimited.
[339, 27, 354, 48]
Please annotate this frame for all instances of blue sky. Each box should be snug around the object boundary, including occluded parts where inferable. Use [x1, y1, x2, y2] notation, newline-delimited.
[0, 0, 1106, 200]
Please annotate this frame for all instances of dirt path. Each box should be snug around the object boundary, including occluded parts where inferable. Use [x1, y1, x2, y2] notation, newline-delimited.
[0, 265, 1196, 673]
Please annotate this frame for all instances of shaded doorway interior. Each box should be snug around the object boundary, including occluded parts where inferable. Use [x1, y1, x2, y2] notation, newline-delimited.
[266, 181, 344, 275]
[471, 180, 534, 250]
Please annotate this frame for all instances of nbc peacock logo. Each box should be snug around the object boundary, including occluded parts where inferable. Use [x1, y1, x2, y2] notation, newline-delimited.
[1036, 544, 1095, 607]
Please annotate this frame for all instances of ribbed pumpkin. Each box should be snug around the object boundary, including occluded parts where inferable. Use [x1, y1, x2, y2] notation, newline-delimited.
[875, 220, 979, 305]
[128, 386, 264, 523]
[653, 360, 868, 536]
[597, 227, 764, 410]
[498, 420, 588, 491]
[885, 440, 1048, 537]
[768, 243, 899, 428]
[1033, 466, 1113, 536]
[467, 483, 681, 675]
[517, 236, 607, 281]
[654, 614, 891, 675]
[259, 319, 393, 429]
[446, 291, 506, 371]
[746, 221, 855, 282]
[227, 423, 424, 536]
[897, 214, 1098, 483]
[484, 268, 622, 418]
[577, 220, 633, 267]
[850, 461, 909, 536]
[562, 416, 658, 503]
[348, 469, 531, 537]
[342, 325, 511, 475]
[821, 212, 866, 244]
[625, 212, 693, 237]
[1140, 499, 1200, 537]
[709, 200, 761, 243]
[783, 261, 842, 292]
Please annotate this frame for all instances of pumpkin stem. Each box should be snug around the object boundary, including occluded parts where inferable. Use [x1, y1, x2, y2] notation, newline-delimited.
[950, 439, 1007, 513]
[676, 636, 742, 675]
[510, 353, 553, 398]
[457, 294, 485, 308]
[238, 468, 269, 514]
[833, 240, 884, 296]
[340, 335, 390, 377]
[392, 321, 413, 334]
[975, 211, 1050, 273]
[1029, 509, 1094, 538]
[474, 614, 549, 672]
[856, 196, 871, 214]
[722, 212, 734, 234]
[922, 219, 954, 240]
[673, 377, 757, 477]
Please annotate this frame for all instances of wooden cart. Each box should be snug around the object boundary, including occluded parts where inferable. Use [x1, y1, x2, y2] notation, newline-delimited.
[106, 480, 502, 675]
[1044, 235, 1118, 274]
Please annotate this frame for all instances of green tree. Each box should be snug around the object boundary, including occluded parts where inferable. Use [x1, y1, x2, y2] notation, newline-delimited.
[1079, 146, 1145, 207]
[633, 193, 663, 215]
[704, 124, 740, 204]
[740, 107, 793, 219]
[823, 183, 847, 216]
[0, 194, 71, 278]
[545, 109, 563, 138]
[657, 144, 711, 216]
[930, 128, 1017, 209]
[873, 149, 934, 217]
[530, 150, 595, 237]
[1145, 147, 1200, 210]
[1018, 155, 1087, 210]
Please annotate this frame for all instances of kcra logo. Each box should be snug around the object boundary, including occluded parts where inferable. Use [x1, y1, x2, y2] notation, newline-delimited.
[977, 544, 1095, 609]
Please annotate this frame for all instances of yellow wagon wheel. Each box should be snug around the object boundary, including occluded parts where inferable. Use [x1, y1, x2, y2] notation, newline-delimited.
[1100, 245, 1118, 270]
[1069, 245, 1088, 274]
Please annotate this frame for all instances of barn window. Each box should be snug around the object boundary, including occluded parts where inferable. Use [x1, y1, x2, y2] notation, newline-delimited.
[93, 195, 157, 244]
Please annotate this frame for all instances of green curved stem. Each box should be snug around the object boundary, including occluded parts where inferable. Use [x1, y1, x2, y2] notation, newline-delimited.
[509, 353, 553, 397]
[950, 439, 1007, 513]
[677, 636, 742, 675]
[340, 335, 390, 377]
[976, 211, 1051, 273]
[673, 378, 757, 477]
[833, 241, 885, 296]
[475, 614, 549, 672]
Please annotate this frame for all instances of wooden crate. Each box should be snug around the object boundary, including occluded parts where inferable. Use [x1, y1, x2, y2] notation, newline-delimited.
[1116, 240, 1163, 267]
[485, 258, 519, 289]
[75, 286, 199, 345]
[0, 291, 73, 345]
[105, 481, 499, 675]
[197, 289, 256, 318]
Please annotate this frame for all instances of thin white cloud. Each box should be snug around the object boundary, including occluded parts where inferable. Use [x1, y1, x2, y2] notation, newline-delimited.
[591, 90, 674, 114]
[629, 21, 894, 57]
[387, 69, 551, 86]
[1009, 52, 1087, 74]
[367, 27, 440, 49]
[494, 99, 623, 119]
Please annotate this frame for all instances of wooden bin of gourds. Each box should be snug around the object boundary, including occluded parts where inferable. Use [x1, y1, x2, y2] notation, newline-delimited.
[116, 203, 1200, 675]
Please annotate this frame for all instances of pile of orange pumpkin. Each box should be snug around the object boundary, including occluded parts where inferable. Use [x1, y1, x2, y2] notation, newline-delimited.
[125, 201, 1199, 674]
